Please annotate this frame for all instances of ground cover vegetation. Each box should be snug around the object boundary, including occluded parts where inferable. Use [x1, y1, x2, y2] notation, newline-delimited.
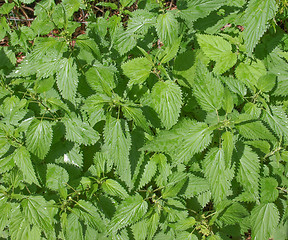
[0, 0, 288, 239]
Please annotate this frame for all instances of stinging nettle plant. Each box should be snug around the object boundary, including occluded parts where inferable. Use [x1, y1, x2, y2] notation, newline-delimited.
[0, 0, 288, 239]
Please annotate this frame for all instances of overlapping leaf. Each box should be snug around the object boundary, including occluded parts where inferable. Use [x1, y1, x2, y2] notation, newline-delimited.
[13, 147, 39, 186]
[235, 60, 267, 89]
[56, 58, 79, 101]
[85, 63, 116, 95]
[193, 62, 224, 111]
[262, 106, 288, 142]
[203, 148, 234, 204]
[26, 119, 53, 159]
[103, 116, 132, 187]
[108, 194, 148, 233]
[251, 203, 279, 240]
[197, 34, 237, 74]
[150, 80, 182, 129]
[243, 0, 278, 54]
[63, 116, 100, 146]
[122, 57, 153, 86]
[236, 145, 260, 202]
[143, 119, 213, 164]
[178, 0, 227, 23]
[21, 196, 54, 233]
[156, 12, 179, 46]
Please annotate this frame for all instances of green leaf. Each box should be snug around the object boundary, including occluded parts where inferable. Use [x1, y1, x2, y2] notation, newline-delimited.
[142, 119, 213, 164]
[115, 30, 137, 56]
[0, 198, 10, 232]
[218, 202, 249, 225]
[178, 0, 227, 23]
[220, 75, 247, 97]
[20, 0, 35, 4]
[156, 12, 179, 46]
[183, 174, 210, 198]
[194, 62, 224, 111]
[10, 206, 41, 240]
[197, 34, 237, 74]
[34, 76, 55, 93]
[74, 200, 105, 232]
[85, 63, 116, 95]
[103, 116, 132, 187]
[0, 3, 15, 14]
[243, 103, 261, 118]
[0, 154, 14, 174]
[251, 203, 280, 240]
[243, 0, 278, 54]
[236, 145, 260, 201]
[222, 87, 234, 114]
[236, 121, 276, 141]
[75, 35, 100, 59]
[173, 50, 201, 87]
[26, 119, 53, 159]
[138, 156, 158, 189]
[60, 143, 83, 168]
[108, 194, 148, 233]
[146, 212, 160, 240]
[203, 148, 234, 204]
[14, 147, 39, 186]
[62, 0, 81, 17]
[82, 94, 111, 126]
[0, 96, 27, 125]
[154, 231, 174, 240]
[170, 217, 196, 231]
[102, 179, 129, 199]
[93, 152, 111, 177]
[164, 198, 188, 222]
[46, 164, 69, 191]
[222, 131, 234, 167]
[257, 73, 276, 92]
[125, 9, 156, 36]
[131, 212, 159, 240]
[245, 140, 271, 154]
[260, 177, 278, 203]
[122, 104, 151, 133]
[197, 190, 212, 207]
[120, 0, 135, 7]
[63, 116, 100, 146]
[56, 58, 79, 102]
[262, 106, 288, 141]
[162, 172, 188, 198]
[122, 57, 153, 86]
[153, 153, 171, 187]
[21, 196, 54, 233]
[235, 60, 267, 89]
[0, 47, 16, 69]
[65, 213, 83, 240]
[267, 52, 288, 96]
[160, 36, 182, 64]
[46, 97, 70, 113]
[150, 80, 182, 129]
[0, 136, 10, 159]
[96, 2, 118, 9]
[176, 232, 198, 240]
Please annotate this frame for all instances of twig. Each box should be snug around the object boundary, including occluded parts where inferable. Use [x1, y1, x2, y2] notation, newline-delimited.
[19, 7, 31, 26]
[22, 5, 34, 13]
[277, 187, 288, 193]
[10, 11, 18, 29]
[169, 0, 173, 10]
[6, 18, 34, 21]
[92, 5, 104, 13]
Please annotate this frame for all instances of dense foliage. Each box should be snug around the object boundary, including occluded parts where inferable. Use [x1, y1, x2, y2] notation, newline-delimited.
[0, 0, 288, 239]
